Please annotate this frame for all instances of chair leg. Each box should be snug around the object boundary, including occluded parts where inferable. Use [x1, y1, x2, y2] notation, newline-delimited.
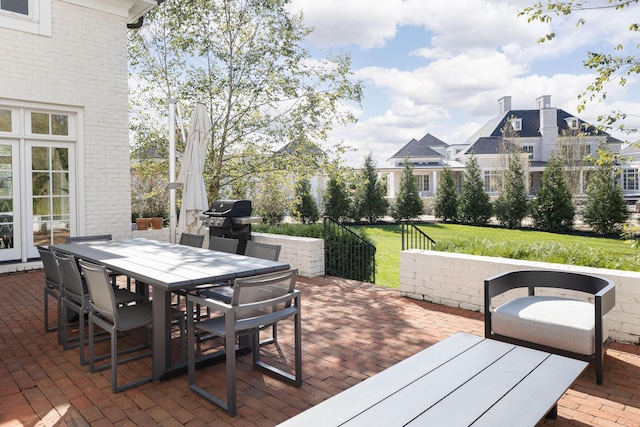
[44, 288, 63, 345]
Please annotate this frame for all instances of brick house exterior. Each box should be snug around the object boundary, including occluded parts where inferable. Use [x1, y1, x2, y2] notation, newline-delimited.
[0, 0, 157, 263]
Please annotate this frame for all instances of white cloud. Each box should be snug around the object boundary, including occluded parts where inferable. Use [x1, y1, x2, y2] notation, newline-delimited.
[288, 0, 403, 49]
[290, 0, 640, 166]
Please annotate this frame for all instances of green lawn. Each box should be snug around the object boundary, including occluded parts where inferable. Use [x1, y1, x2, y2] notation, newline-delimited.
[355, 223, 640, 288]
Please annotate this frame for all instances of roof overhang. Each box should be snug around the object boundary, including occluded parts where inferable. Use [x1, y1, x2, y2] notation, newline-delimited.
[128, 0, 158, 24]
[61, 0, 159, 25]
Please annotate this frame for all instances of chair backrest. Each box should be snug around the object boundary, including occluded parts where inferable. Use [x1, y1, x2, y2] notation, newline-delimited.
[66, 234, 113, 243]
[209, 236, 239, 254]
[79, 260, 117, 322]
[179, 233, 204, 248]
[244, 240, 281, 261]
[232, 269, 297, 320]
[37, 245, 62, 290]
[54, 252, 86, 302]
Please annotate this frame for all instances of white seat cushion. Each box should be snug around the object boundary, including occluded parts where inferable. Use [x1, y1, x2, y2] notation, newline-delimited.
[491, 296, 608, 355]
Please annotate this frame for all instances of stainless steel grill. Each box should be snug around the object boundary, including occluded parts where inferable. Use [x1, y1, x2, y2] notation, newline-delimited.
[202, 200, 262, 254]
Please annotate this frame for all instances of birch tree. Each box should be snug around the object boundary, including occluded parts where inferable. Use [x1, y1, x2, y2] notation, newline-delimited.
[129, 0, 362, 201]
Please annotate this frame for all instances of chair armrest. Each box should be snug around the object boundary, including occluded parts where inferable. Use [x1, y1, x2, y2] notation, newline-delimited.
[187, 293, 232, 314]
[595, 282, 616, 316]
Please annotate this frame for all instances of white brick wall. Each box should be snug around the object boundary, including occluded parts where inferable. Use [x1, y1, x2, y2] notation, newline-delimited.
[251, 233, 325, 278]
[0, 0, 132, 239]
[400, 250, 640, 344]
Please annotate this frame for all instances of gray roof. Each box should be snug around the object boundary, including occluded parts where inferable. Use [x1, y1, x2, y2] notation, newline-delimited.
[389, 134, 447, 159]
[462, 137, 522, 156]
[467, 109, 622, 143]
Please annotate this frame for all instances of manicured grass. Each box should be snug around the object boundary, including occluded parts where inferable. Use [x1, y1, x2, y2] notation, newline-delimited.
[355, 223, 640, 288]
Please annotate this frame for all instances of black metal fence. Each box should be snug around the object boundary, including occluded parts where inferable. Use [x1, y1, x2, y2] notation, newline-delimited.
[401, 221, 436, 251]
[323, 216, 376, 283]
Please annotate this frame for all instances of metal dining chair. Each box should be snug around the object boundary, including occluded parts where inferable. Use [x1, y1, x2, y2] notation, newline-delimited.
[38, 245, 64, 344]
[79, 259, 155, 392]
[198, 240, 283, 345]
[186, 269, 302, 416]
[179, 233, 205, 248]
[208, 236, 239, 254]
[244, 240, 281, 261]
[55, 252, 145, 365]
[66, 234, 129, 289]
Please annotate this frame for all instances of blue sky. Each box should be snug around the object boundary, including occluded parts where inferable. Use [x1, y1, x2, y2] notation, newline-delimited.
[287, 0, 640, 167]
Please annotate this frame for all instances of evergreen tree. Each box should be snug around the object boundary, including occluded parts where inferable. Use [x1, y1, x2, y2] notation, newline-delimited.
[353, 153, 388, 222]
[458, 154, 492, 225]
[323, 171, 352, 221]
[583, 144, 629, 234]
[431, 167, 458, 222]
[530, 152, 575, 232]
[390, 158, 424, 222]
[291, 179, 320, 224]
[494, 152, 529, 229]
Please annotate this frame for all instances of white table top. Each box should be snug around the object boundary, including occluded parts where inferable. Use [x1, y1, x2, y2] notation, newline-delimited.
[279, 333, 587, 427]
[52, 238, 290, 290]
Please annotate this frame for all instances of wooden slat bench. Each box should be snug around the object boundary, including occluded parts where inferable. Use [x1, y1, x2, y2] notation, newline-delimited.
[278, 333, 587, 427]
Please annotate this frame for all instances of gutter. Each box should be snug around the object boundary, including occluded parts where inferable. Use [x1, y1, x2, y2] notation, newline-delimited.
[127, 0, 166, 29]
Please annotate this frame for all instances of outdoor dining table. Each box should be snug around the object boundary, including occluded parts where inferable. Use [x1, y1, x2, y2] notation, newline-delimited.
[51, 237, 290, 380]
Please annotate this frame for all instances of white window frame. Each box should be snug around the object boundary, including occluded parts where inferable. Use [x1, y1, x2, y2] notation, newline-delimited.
[565, 117, 580, 130]
[623, 169, 639, 191]
[484, 170, 503, 193]
[25, 110, 75, 139]
[0, 105, 20, 135]
[522, 145, 534, 160]
[0, 0, 51, 36]
[414, 174, 430, 192]
[510, 118, 522, 131]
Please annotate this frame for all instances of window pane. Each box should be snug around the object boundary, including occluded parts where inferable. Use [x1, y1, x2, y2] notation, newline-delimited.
[32, 172, 50, 196]
[31, 112, 49, 134]
[0, 172, 12, 197]
[0, 109, 11, 132]
[51, 114, 69, 136]
[33, 197, 51, 216]
[0, 145, 11, 170]
[32, 147, 49, 170]
[52, 172, 69, 195]
[52, 147, 68, 171]
[1, 0, 28, 15]
[53, 197, 70, 216]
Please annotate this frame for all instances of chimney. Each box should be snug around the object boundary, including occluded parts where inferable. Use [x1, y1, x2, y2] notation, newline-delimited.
[498, 96, 512, 114]
[536, 95, 558, 159]
[536, 95, 551, 110]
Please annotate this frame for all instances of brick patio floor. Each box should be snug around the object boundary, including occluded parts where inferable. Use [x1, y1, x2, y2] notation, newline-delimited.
[1, 270, 640, 426]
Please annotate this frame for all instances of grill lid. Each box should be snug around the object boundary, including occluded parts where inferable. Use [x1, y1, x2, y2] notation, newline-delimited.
[204, 200, 252, 217]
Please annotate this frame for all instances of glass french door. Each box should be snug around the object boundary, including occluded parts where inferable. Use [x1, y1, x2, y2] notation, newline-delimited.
[0, 140, 20, 261]
[26, 142, 74, 259]
[0, 103, 78, 262]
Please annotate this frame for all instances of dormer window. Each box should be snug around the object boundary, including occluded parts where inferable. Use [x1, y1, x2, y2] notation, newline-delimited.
[510, 118, 522, 131]
[566, 117, 580, 130]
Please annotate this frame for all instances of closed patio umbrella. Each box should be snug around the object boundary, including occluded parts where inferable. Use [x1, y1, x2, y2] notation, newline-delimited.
[176, 103, 211, 238]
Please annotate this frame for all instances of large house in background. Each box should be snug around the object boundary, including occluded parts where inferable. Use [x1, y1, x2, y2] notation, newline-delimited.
[0, 0, 158, 263]
[381, 95, 627, 213]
